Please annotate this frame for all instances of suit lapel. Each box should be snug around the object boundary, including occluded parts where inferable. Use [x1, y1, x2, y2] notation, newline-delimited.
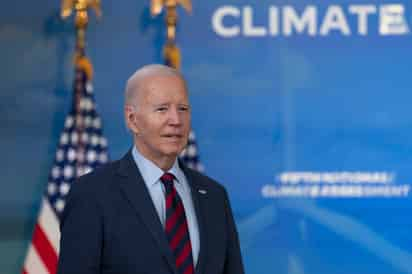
[180, 163, 208, 274]
[117, 151, 179, 274]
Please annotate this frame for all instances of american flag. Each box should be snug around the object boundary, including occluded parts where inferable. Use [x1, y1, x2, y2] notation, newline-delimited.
[22, 58, 109, 274]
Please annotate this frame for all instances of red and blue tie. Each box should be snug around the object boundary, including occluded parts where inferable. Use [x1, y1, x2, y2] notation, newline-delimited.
[160, 173, 195, 274]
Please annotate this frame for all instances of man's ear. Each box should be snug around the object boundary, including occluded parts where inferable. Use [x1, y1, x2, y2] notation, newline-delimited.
[124, 105, 140, 135]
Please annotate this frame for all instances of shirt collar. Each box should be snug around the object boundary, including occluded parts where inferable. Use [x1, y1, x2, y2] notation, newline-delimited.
[132, 146, 183, 186]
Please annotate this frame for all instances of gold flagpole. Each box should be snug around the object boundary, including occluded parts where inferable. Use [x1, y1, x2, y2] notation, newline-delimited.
[150, 0, 192, 70]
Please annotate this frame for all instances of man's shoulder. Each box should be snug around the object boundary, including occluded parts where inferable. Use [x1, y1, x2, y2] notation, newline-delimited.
[80, 160, 120, 182]
[70, 159, 121, 195]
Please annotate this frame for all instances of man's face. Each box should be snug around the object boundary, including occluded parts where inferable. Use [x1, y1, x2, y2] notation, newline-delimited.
[128, 74, 191, 163]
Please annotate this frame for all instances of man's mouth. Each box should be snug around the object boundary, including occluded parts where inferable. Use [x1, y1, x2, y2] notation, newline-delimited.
[162, 134, 183, 139]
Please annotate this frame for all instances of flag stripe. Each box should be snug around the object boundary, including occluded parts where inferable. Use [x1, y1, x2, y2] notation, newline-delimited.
[23, 245, 49, 274]
[32, 223, 58, 274]
[38, 199, 60, 253]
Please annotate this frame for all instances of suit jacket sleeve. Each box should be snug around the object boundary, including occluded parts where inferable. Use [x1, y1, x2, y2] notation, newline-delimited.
[222, 188, 245, 274]
[57, 175, 102, 274]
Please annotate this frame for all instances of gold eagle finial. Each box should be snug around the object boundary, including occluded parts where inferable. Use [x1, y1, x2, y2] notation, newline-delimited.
[150, 0, 192, 70]
[150, 0, 192, 17]
[61, 0, 102, 20]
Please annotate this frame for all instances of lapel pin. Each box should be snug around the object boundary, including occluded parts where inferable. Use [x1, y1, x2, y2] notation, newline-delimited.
[198, 189, 207, 194]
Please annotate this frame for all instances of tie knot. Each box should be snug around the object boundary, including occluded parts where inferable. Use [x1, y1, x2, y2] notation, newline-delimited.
[160, 173, 175, 185]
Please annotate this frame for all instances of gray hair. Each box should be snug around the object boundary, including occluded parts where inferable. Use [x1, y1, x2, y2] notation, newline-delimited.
[124, 64, 185, 107]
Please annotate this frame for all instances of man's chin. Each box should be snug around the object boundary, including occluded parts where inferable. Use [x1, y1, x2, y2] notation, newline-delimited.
[161, 146, 185, 158]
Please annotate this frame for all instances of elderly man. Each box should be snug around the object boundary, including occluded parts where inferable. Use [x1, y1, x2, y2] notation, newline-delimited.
[57, 64, 245, 274]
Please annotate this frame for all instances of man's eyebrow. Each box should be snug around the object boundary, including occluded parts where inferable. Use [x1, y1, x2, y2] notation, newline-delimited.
[152, 103, 169, 107]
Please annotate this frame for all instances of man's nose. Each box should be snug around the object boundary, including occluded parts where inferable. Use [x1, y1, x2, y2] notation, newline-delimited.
[168, 107, 182, 125]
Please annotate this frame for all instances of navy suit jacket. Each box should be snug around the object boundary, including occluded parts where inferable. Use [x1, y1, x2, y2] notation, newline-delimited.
[57, 150, 245, 274]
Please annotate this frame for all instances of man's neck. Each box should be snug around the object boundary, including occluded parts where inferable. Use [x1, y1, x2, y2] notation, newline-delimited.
[134, 145, 177, 172]
[153, 157, 176, 172]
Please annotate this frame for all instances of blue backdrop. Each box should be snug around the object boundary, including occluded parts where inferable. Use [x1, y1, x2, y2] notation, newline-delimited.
[2, 0, 412, 273]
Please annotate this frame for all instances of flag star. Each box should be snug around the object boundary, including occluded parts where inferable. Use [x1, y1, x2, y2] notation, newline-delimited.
[60, 182, 70, 196]
[55, 199, 65, 212]
[86, 82, 93, 93]
[65, 116, 74, 128]
[60, 133, 69, 145]
[63, 166, 74, 179]
[85, 99, 93, 111]
[187, 145, 196, 157]
[84, 116, 92, 127]
[93, 118, 101, 129]
[51, 166, 61, 179]
[100, 137, 107, 147]
[67, 148, 76, 162]
[48, 183, 57, 195]
[87, 150, 97, 163]
[56, 149, 64, 162]
[91, 135, 99, 146]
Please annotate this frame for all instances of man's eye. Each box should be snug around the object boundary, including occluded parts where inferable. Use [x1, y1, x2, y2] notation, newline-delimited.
[156, 107, 167, 112]
[156, 107, 168, 112]
[179, 106, 190, 112]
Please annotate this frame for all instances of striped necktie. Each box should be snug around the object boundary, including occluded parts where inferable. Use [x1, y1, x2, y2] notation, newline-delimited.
[160, 173, 195, 274]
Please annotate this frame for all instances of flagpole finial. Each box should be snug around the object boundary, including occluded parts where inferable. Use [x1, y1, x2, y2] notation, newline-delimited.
[150, 0, 192, 17]
[61, 0, 102, 63]
[61, 0, 102, 20]
[150, 0, 191, 70]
